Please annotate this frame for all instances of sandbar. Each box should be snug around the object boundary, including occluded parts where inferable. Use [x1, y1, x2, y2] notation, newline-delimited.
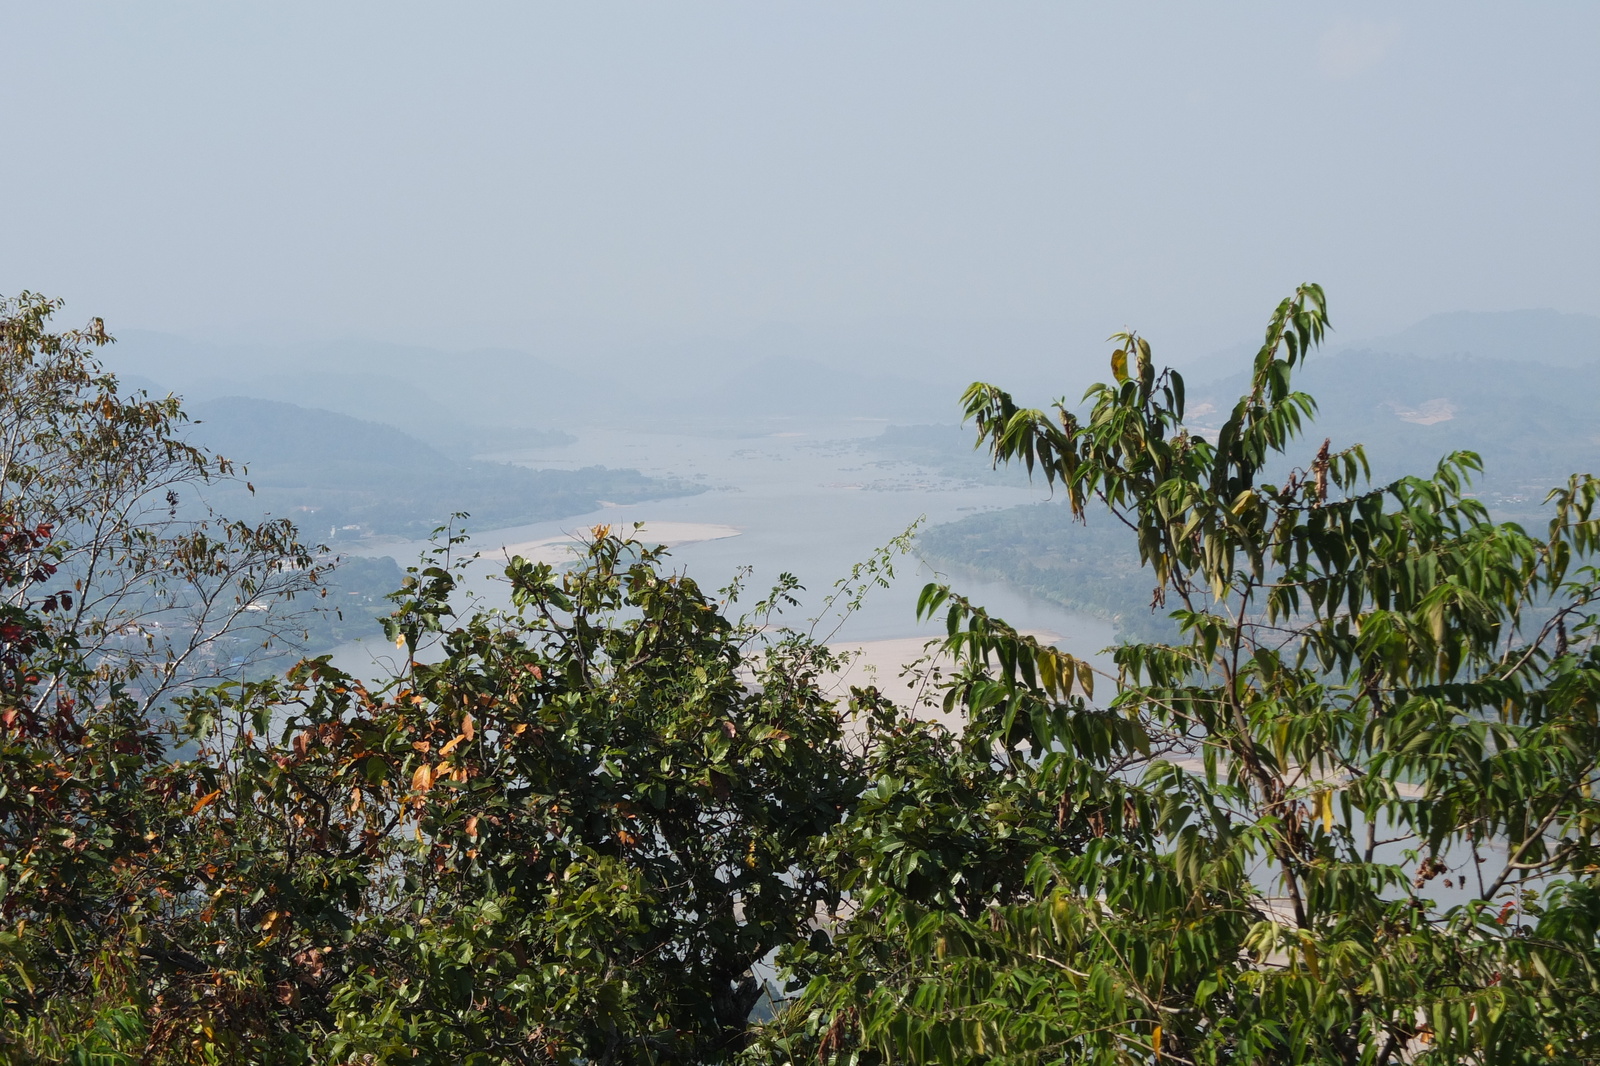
[494, 521, 742, 564]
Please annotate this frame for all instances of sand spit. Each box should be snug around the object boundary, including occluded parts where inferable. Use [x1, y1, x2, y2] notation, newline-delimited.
[493, 521, 742, 564]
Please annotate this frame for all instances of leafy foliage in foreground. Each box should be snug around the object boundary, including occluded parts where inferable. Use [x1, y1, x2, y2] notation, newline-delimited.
[3, 525, 865, 1064]
[764, 286, 1600, 1064]
[9, 285, 1600, 1064]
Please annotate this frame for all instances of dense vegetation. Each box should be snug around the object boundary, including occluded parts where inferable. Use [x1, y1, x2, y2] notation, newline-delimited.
[6, 287, 1600, 1064]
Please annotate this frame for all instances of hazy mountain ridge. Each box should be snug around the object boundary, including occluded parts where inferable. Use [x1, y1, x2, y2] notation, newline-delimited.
[1359, 309, 1600, 367]
[1186, 350, 1600, 509]
[184, 397, 700, 539]
[109, 328, 960, 439]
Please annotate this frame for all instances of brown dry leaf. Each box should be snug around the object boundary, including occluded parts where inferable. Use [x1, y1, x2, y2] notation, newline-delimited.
[462, 714, 476, 741]
[411, 763, 434, 791]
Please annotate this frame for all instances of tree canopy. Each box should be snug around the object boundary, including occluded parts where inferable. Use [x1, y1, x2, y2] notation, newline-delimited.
[5, 287, 1600, 1064]
[766, 285, 1600, 1064]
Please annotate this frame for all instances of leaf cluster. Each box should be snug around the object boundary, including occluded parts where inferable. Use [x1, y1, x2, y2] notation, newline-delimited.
[761, 286, 1600, 1065]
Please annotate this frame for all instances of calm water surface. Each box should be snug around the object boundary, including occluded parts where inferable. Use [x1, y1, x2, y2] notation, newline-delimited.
[333, 419, 1114, 680]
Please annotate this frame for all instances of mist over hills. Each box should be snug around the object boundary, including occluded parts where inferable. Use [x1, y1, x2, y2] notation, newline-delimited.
[1175, 308, 1600, 382]
[184, 397, 700, 539]
[110, 308, 1600, 442]
[1183, 315, 1600, 510]
[108, 306, 1600, 559]
[112, 331, 599, 451]
[1359, 310, 1600, 367]
[108, 325, 960, 439]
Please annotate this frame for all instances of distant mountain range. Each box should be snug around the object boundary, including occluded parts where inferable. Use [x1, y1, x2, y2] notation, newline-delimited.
[111, 306, 1599, 559]
[184, 397, 699, 540]
[107, 328, 952, 441]
[1184, 315, 1600, 514]
[1177, 309, 1600, 381]
[1352, 309, 1600, 367]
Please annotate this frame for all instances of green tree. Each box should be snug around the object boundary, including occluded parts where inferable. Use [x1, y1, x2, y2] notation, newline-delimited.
[1, 291, 882, 1064]
[4, 514, 877, 1063]
[766, 285, 1600, 1064]
[0, 293, 328, 1063]
[157, 526, 873, 1065]
[0, 292, 329, 708]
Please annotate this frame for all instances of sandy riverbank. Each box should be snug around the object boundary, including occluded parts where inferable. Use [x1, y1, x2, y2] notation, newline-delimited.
[492, 521, 743, 564]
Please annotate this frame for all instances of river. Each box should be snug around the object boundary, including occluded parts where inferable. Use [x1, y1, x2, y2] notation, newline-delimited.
[331, 417, 1114, 685]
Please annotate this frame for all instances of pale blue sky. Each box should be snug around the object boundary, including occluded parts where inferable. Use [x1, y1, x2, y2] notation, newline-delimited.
[3, 2, 1595, 360]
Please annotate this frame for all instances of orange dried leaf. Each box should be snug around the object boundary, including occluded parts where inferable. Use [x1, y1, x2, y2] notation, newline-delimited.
[190, 789, 223, 815]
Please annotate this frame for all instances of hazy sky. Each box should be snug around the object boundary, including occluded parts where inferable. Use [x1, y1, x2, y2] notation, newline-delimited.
[4, 3, 1596, 357]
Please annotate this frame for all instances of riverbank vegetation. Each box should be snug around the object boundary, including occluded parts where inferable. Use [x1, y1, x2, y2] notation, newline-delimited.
[5, 287, 1600, 1063]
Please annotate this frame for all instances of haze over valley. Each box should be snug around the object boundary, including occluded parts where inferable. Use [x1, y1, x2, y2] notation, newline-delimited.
[5, 7, 1600, 1061]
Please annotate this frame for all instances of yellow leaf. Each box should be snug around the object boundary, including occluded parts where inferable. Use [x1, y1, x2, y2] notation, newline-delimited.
[1152, 1024, 1162, 1059]
[1315, 790, 1334, 833]
[1111, 348, 1129, 382]
[438, 734, 463, 757]
[411, 763, 434, 791]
